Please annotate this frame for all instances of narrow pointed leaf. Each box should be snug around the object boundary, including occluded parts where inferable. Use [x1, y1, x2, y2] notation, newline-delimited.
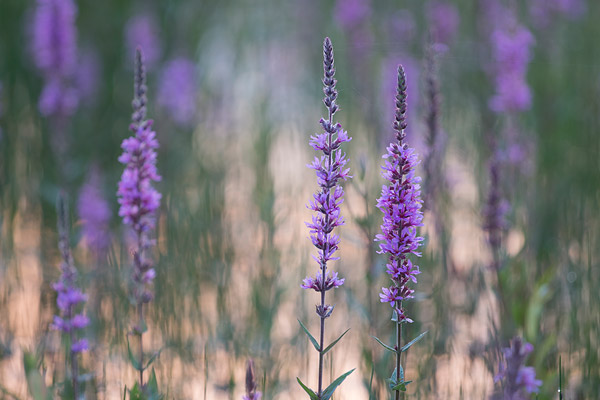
[143, 348, 163, 371]
[401, 330, 428, 352]
[372, 335, 398, 354]
[298, 319, 320, 352]
[127, 337, 142, 371]
[296, 377, 319, 400]
[128, 383, 143, 400]
[321, 368, 355, 400]
[391, 382, 408, 392]
[323, 328, 350, 355]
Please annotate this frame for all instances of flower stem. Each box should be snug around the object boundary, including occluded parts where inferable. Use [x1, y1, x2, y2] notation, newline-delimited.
[395, 301, 402, 400]
[138, 301, 144, 387]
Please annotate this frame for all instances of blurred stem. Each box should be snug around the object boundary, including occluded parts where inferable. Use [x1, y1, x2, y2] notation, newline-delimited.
[69, 307, 80, 398]
[318, 287, 326, 395]
[136, 233, 145, 387]
[138, 301, 144, 387]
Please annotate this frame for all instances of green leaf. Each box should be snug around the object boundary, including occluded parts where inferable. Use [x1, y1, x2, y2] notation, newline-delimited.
[298, 319, 320, 352]
[146, 368, 164, 400]
[23, 352, 52, 400]
[143, 349, 162, 372]
[296, 377, 318, 400]
[323, 328, 350, 355]
[321, 368, 355, 400]
[401, 330, 428, 352]
[128, 382, 143, 400]
[526, 282, 552, 341]
[127, 337, 142, 371]
[372, 336, 398, 354]
[390, 381, 411, 392]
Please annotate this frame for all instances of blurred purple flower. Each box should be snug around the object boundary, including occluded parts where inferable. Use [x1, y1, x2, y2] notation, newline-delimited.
[427, 1, 460, 45]
[125, 14, 161, 68]
[334, 0, 374, 61]
[530, 0, 586, 28]
[302, 39, 351, 300]
[334, 0, 371, 31]
[117, 48, 161, 305]
[494, 337, 542, 399]
[375, 65, 424, 324]
[32, 0, 77, 78]
[157, 57, 198, 127]
[38, 78, 78, 117]
[76, 48, 101, 105]
[31, 0, 79, 118]
[78, 168, 111, 256]
[489, 21, 535, 113]
[388, 10, 417, 45]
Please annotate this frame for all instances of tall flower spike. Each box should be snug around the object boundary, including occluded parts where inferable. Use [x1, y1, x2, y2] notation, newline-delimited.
[302, 37, 351, 297]
[52, 192, 88, 399]
[297, 37, 354, 400]
[117, 47, 161, 386]
[376, 66, 423, 321]
[375, 65, 425, 397]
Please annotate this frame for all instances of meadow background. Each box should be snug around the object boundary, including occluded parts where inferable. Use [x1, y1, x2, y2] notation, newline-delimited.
[0, 0, 599, 398]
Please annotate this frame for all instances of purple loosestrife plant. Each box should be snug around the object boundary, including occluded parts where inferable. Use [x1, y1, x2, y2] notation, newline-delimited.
[242, 359, 262, 400]
[373, 66, 427, 397]
[297, 37, 354, 400]
[492, 337, 542, 399]
[117, 48, 162, 389]
[52, 193, 89, 398]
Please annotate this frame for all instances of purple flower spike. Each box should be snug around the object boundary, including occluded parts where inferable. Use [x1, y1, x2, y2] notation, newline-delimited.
[303, 37, 352, 303]
[375, 65, 424, 324]
[299, 38, 354, 398]
[494, 337, 542, 398]
[119, 48, 162, 388]
[117, 48, 161, 305]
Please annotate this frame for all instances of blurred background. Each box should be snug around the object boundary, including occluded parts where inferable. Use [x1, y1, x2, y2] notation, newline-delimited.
[0, 0, 599, 398]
